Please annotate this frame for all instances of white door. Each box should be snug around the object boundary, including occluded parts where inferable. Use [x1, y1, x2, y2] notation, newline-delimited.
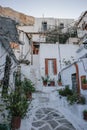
[48, 60, 54, 77]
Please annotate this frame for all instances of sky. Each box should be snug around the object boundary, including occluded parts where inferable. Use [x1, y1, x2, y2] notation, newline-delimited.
[0, 0, 87, 20]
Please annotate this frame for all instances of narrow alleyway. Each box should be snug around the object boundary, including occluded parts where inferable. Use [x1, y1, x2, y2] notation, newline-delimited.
[20, 85, 86, 130]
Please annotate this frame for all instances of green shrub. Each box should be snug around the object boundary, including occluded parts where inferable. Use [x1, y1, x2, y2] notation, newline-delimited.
[41, 75, 49, 82]
[82, 78, 87, 84]
[77, 95, 86, 104]
[67, 93, 78, 105]
[59, 89, 66, 96]
[83, 110, 87, 114]
[67, 93, 86, 105]
[5, 89, 29, 119]
[58, 86, 73, 97]
[22, 78, 35, 94]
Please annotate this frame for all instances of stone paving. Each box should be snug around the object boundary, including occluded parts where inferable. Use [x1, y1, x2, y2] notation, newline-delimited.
[29, 87, 76, 130]
[31, 107, 76, 130]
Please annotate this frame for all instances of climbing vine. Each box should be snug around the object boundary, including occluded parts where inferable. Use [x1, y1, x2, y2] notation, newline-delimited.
[2, 55, 11, 96]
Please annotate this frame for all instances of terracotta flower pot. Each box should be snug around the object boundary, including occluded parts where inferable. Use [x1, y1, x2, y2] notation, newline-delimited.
[43, 81, 47, 86]
[83, 113, 87, 120]
[50, 81, 55, 86]
[82, 84, 87, 90]
[26, 92, 32, 99]
[11, 116, 21, 130]
[58, 82, 62, 86]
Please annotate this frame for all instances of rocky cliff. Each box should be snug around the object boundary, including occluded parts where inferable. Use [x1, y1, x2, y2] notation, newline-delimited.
[0, 6, 35, 25]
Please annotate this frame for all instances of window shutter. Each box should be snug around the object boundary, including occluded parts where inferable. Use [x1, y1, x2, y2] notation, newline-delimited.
[45, 59, 48, 75]
[53, 59, 57, 75]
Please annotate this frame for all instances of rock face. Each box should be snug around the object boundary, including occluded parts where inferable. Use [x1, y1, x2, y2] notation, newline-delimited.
[0, 6, 35, 25]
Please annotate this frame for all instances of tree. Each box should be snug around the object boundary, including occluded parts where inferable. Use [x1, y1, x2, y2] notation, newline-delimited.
[2, 55, 11, 96]
[45, 25, 77, 44]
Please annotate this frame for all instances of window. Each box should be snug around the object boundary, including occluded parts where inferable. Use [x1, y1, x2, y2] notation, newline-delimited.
[33, 45, 39, 54]
[42, 22, 47, 31]
[59, 23, 64, 29]
[45, 59, 57, 75]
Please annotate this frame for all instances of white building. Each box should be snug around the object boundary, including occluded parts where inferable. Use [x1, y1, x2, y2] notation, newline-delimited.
[15, 13, 87, 92]
[18, 17, 74, 43]
[17, 17, 74, 83]
[76, 11, 87, 43]
[39, 43, 79, 80]
[61, 11, 87, 97]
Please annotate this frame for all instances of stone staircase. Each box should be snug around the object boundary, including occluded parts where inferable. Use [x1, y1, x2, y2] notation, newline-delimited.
[29, 65, 42, 90]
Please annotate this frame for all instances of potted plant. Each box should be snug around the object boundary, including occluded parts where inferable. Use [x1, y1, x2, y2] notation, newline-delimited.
[58, 73, 62, 86]
[41, 75, 49, 86]
[50, 79, 55, 86]
[0, 100, 11, 130]
[22, 78, 35, 99]
[82, 78, 87, 90]
[83, 110, 87, 120]
[58, 78, 62, 86]
[5, 88, 29, 130]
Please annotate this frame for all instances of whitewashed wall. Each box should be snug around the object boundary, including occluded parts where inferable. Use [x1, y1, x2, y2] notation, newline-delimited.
[76, 45, 87, 59]
[33, 55, 39, 67]
[58, 44, 79, 69]
[39, 43, 78, 80]
[61, 65, 76, 88]
[39, 43, 58, 80]
[19, 31, 31, 62]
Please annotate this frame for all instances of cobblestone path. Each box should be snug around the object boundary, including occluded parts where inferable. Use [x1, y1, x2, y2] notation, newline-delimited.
[31, 107, 76, 130]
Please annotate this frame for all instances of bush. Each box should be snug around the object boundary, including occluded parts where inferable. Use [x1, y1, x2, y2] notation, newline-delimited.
[77, 95, 86, 104]
[67, 93, 86, 105]
[67, 93, 78, 105]
[6, 90, 29, 118]
[22, 78, 35, 94]
[58, 86, 73, 97]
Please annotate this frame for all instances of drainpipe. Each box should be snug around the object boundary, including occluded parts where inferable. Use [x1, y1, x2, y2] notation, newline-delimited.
[74, 63, 80, 95]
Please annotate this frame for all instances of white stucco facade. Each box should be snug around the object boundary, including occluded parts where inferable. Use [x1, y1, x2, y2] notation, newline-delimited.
[39, 43, 79, 82]
[61, 42, 87, 97]
[39, 43, 59, 80]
